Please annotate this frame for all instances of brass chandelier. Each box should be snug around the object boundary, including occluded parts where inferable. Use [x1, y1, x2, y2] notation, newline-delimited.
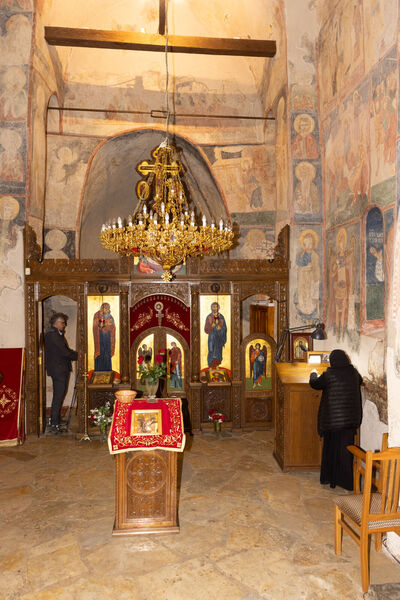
[99, 0, 234, 281]
[100, 141, 234, 280]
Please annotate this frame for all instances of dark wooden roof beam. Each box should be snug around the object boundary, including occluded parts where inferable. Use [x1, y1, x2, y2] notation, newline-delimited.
[44, 27, 276, 58]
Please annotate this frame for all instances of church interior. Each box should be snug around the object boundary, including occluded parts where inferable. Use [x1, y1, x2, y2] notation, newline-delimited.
[2, 0, 400, 597]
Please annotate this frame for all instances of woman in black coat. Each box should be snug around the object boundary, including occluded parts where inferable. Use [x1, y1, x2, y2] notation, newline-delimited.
[309, 349, 362, 490]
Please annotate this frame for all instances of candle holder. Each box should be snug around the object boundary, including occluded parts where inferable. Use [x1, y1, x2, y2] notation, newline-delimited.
[80, 353, 91, 442]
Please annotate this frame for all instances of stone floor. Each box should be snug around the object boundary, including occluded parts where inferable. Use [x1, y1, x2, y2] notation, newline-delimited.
[1, 427, 400, 600]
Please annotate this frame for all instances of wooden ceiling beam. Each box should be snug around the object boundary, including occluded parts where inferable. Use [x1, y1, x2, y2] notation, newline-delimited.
[44, 27, 276, 58]
[158, 0, 166, 35]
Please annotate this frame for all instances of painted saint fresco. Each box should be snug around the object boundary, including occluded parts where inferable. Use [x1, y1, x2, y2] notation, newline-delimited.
[293, 161, 321, 221]
[323, 81, 369, 227]
[0, 195, 22, 320]
[370, 48, 397, 188]
[200, 295, 231, 372]
[384, 208, 395, 311]
[366, 207, 384, 322]
[211, 142, 276, 216]
[45, 136, 97, 230]
[166, 334, 184, 393]
[317, 0, 364, 114]
[291, 113, 319, 160]
[294, 228, 321, 319]
[0, 66, 27, 121]
[231, 228, 275, 260]
[275, 94, 289, 212]
[87, 296, 120, 374]
[245, 339, 272, 391]
[326, 224, 360, 348]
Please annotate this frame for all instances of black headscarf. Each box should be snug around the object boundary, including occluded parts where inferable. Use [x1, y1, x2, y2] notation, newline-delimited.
[329, 349, 351, 368]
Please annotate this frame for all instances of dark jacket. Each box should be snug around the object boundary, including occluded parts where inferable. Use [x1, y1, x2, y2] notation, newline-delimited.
[310, 363, 363, 436]
[44, 327, 78, 377]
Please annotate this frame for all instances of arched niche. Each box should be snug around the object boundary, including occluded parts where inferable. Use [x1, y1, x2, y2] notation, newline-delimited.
[78, 129, 227, 259]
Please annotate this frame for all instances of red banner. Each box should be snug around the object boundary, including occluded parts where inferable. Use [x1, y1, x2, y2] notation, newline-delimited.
[108, 397, 185, 454]
[0, 348, 24, 446]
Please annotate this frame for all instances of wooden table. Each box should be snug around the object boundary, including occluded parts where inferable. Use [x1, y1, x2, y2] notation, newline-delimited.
[274, 362, 328, 472]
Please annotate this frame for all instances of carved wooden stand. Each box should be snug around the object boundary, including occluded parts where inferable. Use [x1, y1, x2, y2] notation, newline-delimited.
[113, 449, 179, 536]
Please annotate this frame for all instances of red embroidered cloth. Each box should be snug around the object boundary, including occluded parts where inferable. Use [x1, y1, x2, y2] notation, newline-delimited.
[0, 348, 25, 446]
[108, 397, 185, 454]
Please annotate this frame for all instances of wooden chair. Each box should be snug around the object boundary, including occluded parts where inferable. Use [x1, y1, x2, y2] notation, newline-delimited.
[334, 437, 400, 593]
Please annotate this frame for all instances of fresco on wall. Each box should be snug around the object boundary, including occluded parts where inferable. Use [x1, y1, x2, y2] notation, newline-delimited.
[212, 141, 275, 216]
[0, 123, 25, 192]
[0, 13, 31, 67]
[366, 207, 384, 322]
[275, 93, 289, 213]
[363, 0, 397, 71]
[230, 227, 275, 260]
[370, 48, 397, 187]
[317, 0, 364, 114]
[291, 82, 317, 112]
[263, 0, 287, 112]
[0, 194, 21, 291]
[30, 74, 48, 220]
[0, 65, 27, 121]
[294, 227, 322, 320]
[293, 161, 322, 222]
[45, 136, 99, 230]
[291, 113, 319, 160]
[326, 223, 360, 348]
[43, 228, 75, 259]
[384, 207, 395, 311]
[323, 80, 369, 227]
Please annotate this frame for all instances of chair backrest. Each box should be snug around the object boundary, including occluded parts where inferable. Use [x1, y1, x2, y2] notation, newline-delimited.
[353, 433, 389, 493]
[363, 447, 400, 526]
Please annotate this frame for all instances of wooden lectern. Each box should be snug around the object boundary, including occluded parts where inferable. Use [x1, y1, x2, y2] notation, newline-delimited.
[113, 449, 179, 536]
[274, 362, 328, 472]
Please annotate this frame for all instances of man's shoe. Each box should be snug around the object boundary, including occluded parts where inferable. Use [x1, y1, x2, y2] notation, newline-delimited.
[47, 425, 61, 435]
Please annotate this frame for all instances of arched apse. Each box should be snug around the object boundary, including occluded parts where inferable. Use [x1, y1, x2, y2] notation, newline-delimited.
[79, 129, 228, 259]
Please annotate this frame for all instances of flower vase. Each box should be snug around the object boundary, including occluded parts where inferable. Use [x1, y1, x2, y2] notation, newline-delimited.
[145, 379, 159, 401]
[213, 420, 222, 434]
[99, 425, 108, 442]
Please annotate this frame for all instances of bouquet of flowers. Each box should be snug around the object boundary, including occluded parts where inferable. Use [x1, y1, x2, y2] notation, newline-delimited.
[208, 408, 226, 423]
[138, 350, 167, 384]
[89, 401, 113, 434]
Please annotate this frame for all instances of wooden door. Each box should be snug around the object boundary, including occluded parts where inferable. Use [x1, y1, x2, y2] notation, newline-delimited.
[250, 304, 274, 338]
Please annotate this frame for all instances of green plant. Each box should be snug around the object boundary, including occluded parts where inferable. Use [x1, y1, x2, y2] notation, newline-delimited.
[138, 350, 167, 384]
[89, 401, 113, 433]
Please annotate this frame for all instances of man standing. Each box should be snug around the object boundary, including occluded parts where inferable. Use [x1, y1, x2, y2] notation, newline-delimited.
[44, 313, 78, 434]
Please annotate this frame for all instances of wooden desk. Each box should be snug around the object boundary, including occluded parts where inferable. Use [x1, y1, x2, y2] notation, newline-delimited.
[274, 362, 328, 472]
